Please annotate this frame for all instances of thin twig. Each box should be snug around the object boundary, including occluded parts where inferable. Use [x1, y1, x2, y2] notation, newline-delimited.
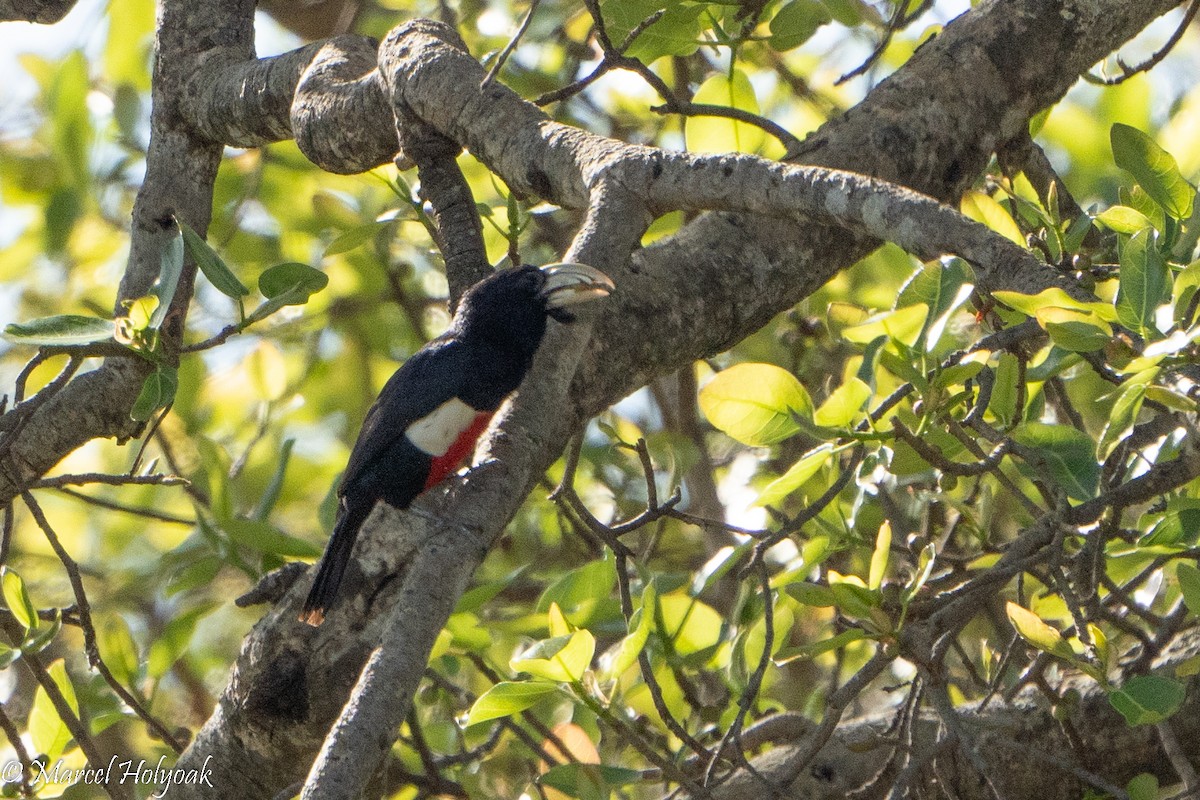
[481, 0, 541, 89]
[21, 491, 185, 752]
[0, 702, 36, 796]
[1084, 0, 1200, 85]
[53, 486, 196, 526]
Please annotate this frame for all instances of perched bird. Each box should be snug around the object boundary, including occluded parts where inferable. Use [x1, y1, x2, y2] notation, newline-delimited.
[300, 262, 614, 626]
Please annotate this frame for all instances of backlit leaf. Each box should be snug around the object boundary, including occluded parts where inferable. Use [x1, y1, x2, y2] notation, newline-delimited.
[1111, 123, 1195, 220]
[699, 363, 812, 446]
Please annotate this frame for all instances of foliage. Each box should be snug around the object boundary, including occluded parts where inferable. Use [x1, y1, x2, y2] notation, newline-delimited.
[0, 1, 1199, 799]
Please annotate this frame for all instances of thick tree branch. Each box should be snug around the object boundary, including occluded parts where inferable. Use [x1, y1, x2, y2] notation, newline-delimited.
[0, 0, 75, 23]
[159, 2, 1189, 796]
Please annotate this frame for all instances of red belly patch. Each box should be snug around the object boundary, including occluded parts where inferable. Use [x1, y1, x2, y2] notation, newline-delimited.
[424, 412, 493, 490]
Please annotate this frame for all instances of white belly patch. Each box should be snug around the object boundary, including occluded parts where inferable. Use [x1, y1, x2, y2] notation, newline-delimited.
[406, 397, 479, 457]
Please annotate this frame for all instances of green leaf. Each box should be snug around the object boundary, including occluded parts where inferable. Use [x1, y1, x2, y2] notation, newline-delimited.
[466, 681, 560, 725]
[784, 581, 836, 607]
[151, 231, 185, 328]
[993, 288, 1118, 321]
[756, 444, 833, 507]
[1111, 123, 1195, 220]
[25, 610, 62, 654]
[1172, 260, 1200, 327]
[988, 354, 1020, 427]
[258, 262, 329, 303]
[510, 630, 596, 682]
[768, 0, 832, 51]
[455, 565, 531, 614]
[775, 628, 866, 664]
[4, 314, 115, 345]
[147, 603, 216, 679]
[252, 438, 294, 522]
[1037, 307, 1113, 353]
[130, 365, 178, 422]
[903, 543, 937, 604]
[961, 190, 1025, 246]
[29, 659, 78, 762]
[1177, 563, 1200, 617]
[539, 763, 641, 800]
[179, 221, 249, 298]
[1, 568, 37, 636]
[699, 363, 812, 446]
[1115, 228, 1169, 335]
[897, 257, 973, 327]
[125, 294, 159, 332]
[220, 517, 321, 558]
[685, 69, 766, 154]
[868, 521, 891, 590]
[1127, 773, 1159, 800]
[932, 360, 984, 391]
[1011, 422, 1099, 500]
[604, 0, 704, 62]
[813, 377, 871, 428]
[1108, 674, 1185, 725]
[829, 579, 879, 620]
[1097, 376, 1149, 461]
[1006, 602, 1076, 661]
[657, 594, 723, 656]
[1095, 206, 1153, 235]
[602, 585, 654, 680]
[821, 0, 865, 25]
[97, 615, 140, 687]
[842, 304, 929, 347]
[537, 558, 616, 615]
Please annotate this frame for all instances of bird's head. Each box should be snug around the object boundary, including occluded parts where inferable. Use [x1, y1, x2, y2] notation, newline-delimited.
[452, 262, 614, 353]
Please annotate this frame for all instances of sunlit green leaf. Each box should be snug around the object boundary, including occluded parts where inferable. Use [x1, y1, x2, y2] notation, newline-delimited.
[601, 584, 654, 680]
[961, 190, 1025, 246]
[1111, 123, 1195, 220]
[1095, 206, 1153, 234]
[29, 659, 78, 762]
[1037, 306, 1112, 353]
[1006, 602, 1075, 661]
[813, 377, 871, 428]
[868, 521, 891, 591]
[756, 444, 833, 507]
[1, 568, 37, 636]
[510, 629, 596, 682]
[657, 594, 723, 656]
[842, 304, 928, 347]
[686, 70, 766, 154]
[1115, 228, 1169, 335]
[699, 363, 812, 446]
[467, 681, 560, 725]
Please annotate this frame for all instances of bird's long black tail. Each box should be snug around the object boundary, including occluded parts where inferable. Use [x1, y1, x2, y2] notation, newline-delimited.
[299, 502, 370, 626]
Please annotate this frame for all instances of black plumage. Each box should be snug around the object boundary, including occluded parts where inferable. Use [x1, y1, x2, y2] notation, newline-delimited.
[300, 262, 613, 625]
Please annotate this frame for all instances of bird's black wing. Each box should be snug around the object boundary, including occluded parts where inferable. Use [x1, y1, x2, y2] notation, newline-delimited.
[339, 335, 470, 496]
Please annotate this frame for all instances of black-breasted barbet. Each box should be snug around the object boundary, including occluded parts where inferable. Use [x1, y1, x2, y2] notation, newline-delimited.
[300, 262, 614, 625]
